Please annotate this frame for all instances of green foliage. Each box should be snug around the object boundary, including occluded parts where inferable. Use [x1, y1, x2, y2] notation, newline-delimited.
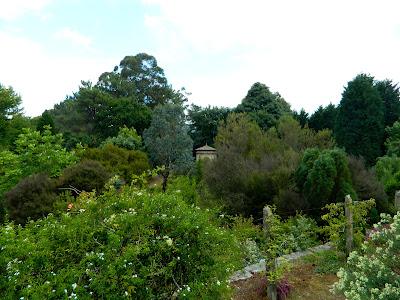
[295, 148, 356, 210]
[0, 83, 22, 119]
[205, 114, 335, 218]
[308, 103, 337, 132]
[101, 126, 142, 150]
[5, 173, 57, 224]
[375, 155, 400, 202]
[236, 82, 292, 130]
[166, 176, 200, 205]
[375, 79, 400, 128]
[57, 160, 111, 196]
[335, 74, 385, 165]
[385, 120, 400, 157]
[347, 156, 391, 216]
[302, 250, 346, 275]
[187, 104, 231, 148]
[320, 199, 375, 252]
[36, 111, 55, 134]
[80, 144, 150, 184]
[97, 53, 176, 107]
[144, 103, 194, 191]
[333, 212, 400, 299]
[293, 108, 309, 128]
[0, 185, 242, 299]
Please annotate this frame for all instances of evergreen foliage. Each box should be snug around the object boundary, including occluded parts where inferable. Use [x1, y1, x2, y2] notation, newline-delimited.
[57, 160, 111, 196]
[295, 148, 356, 210]
[5, 173, 57, 224]
[236, 82, 291, 130]
[335, 74, 384, 165]
[143, 104, 193, 191]
[80, 144, 150, 184]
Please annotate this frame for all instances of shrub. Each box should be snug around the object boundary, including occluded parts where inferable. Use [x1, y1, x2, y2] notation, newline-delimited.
[80, 144, 150, 183]
[321, 199, 375, 252]
[0, 185, 242, 299]
[57, 160, 111, 196]
[101, 126, 142, 150]
[4, 173, 57, 224]
[333, 212, 400, 299]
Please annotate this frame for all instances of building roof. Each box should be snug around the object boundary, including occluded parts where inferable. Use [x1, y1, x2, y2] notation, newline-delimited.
[195, 144, 216, 152]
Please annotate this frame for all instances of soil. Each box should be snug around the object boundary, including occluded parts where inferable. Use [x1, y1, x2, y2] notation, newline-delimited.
[232, 262, 344, 300]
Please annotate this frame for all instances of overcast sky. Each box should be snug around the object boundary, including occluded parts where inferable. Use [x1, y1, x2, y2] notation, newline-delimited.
[1, 0, 400, 116]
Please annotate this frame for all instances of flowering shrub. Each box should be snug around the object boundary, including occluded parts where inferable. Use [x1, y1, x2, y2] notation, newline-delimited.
[333, 212, 400, 299]
[0, 185, 242, 299]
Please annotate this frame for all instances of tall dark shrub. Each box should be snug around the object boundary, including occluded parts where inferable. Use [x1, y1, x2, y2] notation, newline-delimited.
[5, 173, 57, 224]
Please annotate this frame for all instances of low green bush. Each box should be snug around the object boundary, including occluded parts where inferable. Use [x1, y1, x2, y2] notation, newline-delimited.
[4, 173, 57, 225]
[333, 212, 400, 299]
[80, 144, 150, 183]
[57, 160, 111, 195]
[0, 184, 242, 299]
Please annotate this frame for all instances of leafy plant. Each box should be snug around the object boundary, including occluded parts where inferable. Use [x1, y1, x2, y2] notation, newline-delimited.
[333, 212, 400, 299]
[320, 198, 375, 252]
[57, 160, 111, 196]
[0, 184, 242, 299]
[4, 173, 57, 224]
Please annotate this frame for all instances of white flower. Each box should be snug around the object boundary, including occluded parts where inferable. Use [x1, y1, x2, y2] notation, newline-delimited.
[216, 280, 221, 286]
[132, 274, 138, 278]
[125, 291, 129, 296]
[166, 238, 173, 246]
[72, 283, 77, 290]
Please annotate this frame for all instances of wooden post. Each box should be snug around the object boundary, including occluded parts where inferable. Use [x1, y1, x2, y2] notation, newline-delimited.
[345, 195, 353, 256]
[263, 205, 273, 237]
[395, 191, 400, 211]
[263, 205, 277, 300]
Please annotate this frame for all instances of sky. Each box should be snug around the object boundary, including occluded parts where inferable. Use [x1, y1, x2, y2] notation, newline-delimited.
[1, 0, 400, 117]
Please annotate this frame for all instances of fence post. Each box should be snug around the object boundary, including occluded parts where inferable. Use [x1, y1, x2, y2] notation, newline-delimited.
[395, 191, 400, 211]
[263, 205, 277, 300]
[344, 195, 353, 255]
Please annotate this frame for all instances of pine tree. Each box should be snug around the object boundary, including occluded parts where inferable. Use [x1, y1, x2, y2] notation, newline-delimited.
[335, 74, 384, 165]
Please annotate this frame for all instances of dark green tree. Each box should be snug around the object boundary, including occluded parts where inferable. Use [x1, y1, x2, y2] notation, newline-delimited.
[143, 104, 193, 191]
[335, 74, 384, 165]
[187, 104, 231, 148]
[293, 108, 309, 128]
[0, 84, 28, 150]
[97, 53, 175, 107]
[375, 79, 400, 128]
[308, 103, 337, 132]
[36, 110, 55, 133]
[295, 148, 356, 210]
[236, 82, 291, 130]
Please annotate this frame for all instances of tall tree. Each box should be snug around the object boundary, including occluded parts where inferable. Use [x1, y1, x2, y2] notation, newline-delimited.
[188, 104, 231, 148]
[308, 103, 337, 132]
[97, 53, 175, 107]
[335, 74, 384, 165]
[0, 84, 28, 150]
[236, 82, 291, 130]
[375, 79, 400, 128]
[143, 104, 193, 191]
[293, 108, 309, 128]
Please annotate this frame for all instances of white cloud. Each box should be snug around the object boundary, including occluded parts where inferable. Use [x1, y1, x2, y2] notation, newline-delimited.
[142, 0, 400, 112]
[54, 27, 92, 48]
[0, 0, 52, 21]
[0, 32, 114, 116]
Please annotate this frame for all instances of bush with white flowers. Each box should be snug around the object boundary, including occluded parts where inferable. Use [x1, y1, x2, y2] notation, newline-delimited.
[333, 212, 400, 300]
[0, 184, 242, 299]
